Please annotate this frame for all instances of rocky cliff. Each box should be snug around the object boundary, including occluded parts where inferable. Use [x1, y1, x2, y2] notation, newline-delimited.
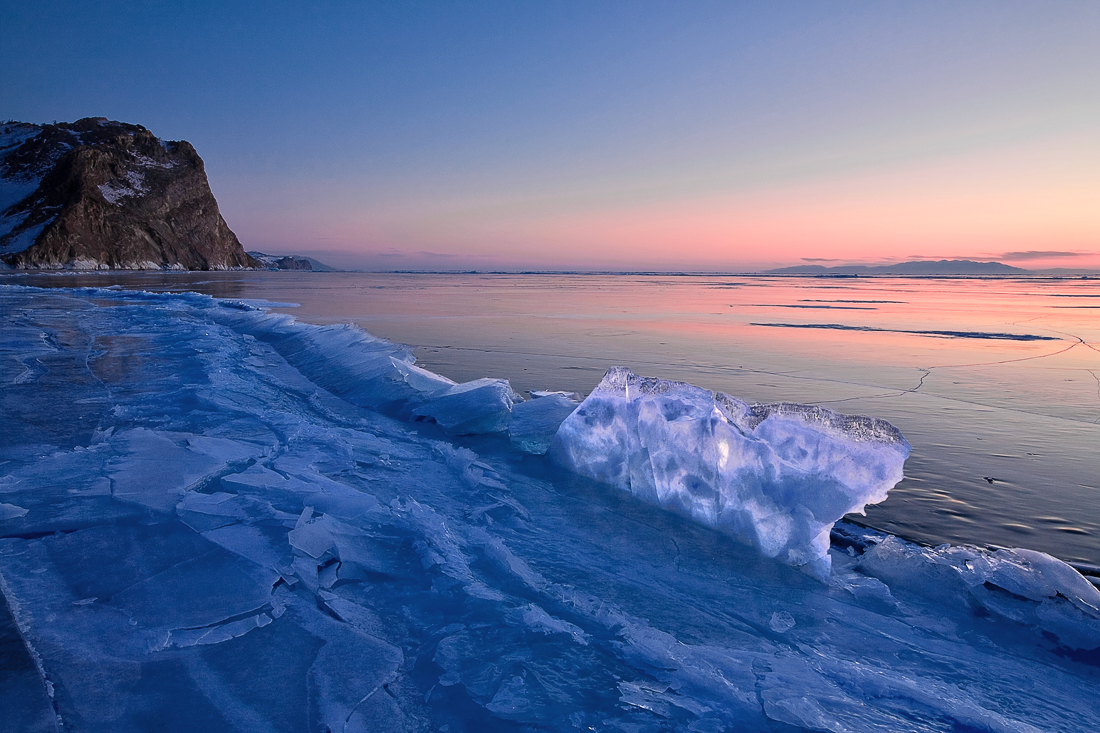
[248, 251, 314, 270]
[0, 117, 259, 270]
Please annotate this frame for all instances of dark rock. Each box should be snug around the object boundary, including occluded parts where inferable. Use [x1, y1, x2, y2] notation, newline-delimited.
[273, 256, 312, 271]
[247, 251, 314, 271]
[0, 117, 259, 270]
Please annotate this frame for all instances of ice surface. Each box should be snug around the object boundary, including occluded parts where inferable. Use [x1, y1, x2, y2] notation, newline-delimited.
[412, 377, 518, 435]
[0, 284, 1097, 732]
[508, 393, 579, 454]
[530, 389, 582, 401]
[106, 428, 251, 513]
[210, 302, 517, 434]
[858, 534, 1100, 651]
[551, 367, 910, 578]
[0, 503, 29, 520]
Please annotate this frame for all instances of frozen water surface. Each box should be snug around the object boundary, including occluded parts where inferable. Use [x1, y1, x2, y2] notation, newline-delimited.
[9, 271, 1096, 567]
[1, 284, 1098, 732]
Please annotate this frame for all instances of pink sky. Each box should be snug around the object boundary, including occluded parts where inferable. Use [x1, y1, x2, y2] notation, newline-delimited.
[226, 122, 1100, 271]
[31, 3, 1080, 273]
[9, 2, 1098, 271]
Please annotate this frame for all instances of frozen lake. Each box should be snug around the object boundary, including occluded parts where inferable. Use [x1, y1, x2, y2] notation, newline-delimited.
[8, 271, 1099, 567]
[1, 281, 1098, 731]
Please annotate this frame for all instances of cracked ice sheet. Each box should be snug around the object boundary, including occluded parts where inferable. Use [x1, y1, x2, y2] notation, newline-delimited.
[0, 287, 422, 731]
[106, 428, 264, 513]
[0, 284, 1098, 732]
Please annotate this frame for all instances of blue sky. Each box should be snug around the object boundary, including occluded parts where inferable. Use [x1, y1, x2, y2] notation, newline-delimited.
[3, 1, 1098, 270]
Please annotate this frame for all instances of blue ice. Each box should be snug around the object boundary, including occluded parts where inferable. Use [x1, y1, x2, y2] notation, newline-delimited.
[0, 284, 1097, 732]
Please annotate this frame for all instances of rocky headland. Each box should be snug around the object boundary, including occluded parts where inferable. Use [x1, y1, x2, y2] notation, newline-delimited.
[766, 259, 1028, 275]
[248, 251, 315, 271]
[0, 117, 258, 270]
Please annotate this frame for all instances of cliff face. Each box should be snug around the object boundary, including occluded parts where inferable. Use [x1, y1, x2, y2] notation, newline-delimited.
[248, 251, 314, 270]
[0, 117, 259, 270]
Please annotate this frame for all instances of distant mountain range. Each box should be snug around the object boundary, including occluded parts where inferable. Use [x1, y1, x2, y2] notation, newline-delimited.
[765, 260, 1028, 275]
[248, 251, 337, 271]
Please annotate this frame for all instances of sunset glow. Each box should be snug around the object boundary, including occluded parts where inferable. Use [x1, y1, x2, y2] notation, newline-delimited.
[4, 4, 1100, 725]
[4, 2, 1099, 271]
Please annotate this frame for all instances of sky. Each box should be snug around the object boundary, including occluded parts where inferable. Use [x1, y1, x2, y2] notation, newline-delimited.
[3, 1, 1099, 271]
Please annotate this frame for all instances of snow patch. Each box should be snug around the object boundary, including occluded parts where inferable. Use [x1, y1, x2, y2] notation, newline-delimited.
[132, 152, 176, 169]
[0, 178, 41, 216]
[0, 220, 48, 254]
[98, 170, 148, 204]
[0, 123, 40, 153]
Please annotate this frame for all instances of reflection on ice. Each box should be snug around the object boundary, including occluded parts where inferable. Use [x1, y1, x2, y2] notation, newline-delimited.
[0, 284, 1097, 732]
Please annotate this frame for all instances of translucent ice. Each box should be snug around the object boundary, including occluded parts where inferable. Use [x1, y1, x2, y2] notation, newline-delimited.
[204, 302, 527, 437]
[550, 367, 910, 578]
[858, 534, 1100, 650]
[508, 393, 579, 454]
[106, 429, 260, 513]
[412, 377, 518, 435]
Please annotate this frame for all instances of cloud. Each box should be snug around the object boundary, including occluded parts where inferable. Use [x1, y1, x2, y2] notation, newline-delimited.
[998, 250, 1087, 261]
[801, 257, 843, 262]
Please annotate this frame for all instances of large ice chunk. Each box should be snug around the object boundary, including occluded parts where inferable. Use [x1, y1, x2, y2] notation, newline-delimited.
[550, 367, 910, 578]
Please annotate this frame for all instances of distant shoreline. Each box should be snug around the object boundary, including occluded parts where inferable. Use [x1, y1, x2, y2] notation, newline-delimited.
[3, 268, 1098, 279]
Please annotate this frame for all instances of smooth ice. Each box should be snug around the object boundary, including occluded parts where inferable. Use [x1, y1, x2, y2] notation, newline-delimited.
[0, 284, 1098, 733]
